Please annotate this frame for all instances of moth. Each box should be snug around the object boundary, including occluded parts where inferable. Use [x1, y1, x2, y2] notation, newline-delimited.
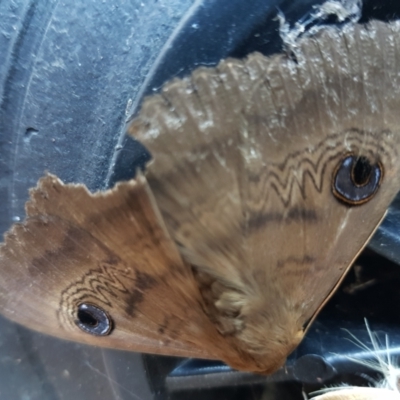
[1, 19, 400, 374]
[312, 321, 400, 399]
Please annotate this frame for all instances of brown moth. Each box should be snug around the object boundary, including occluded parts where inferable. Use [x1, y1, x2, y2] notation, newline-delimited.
[312, 322, 400, 399]
[1, 19, 400, 374]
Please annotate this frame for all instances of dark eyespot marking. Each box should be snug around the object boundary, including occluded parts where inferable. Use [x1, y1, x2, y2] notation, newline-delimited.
[332, 155, 383, 206]
[75, 303, 113, 336]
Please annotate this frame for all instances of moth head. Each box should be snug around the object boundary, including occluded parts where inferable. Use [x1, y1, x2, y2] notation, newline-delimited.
[194, 268, 306, 373]
[234, 288, 311, 373]
[236, 314, 305, 374]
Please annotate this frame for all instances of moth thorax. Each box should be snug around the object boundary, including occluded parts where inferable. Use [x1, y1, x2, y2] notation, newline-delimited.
[193, 267, 306, 373]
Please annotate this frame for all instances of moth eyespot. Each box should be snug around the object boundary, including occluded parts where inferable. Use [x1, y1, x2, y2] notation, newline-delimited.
[75, 303, 113, 336]
[332, 155, 383, 205]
